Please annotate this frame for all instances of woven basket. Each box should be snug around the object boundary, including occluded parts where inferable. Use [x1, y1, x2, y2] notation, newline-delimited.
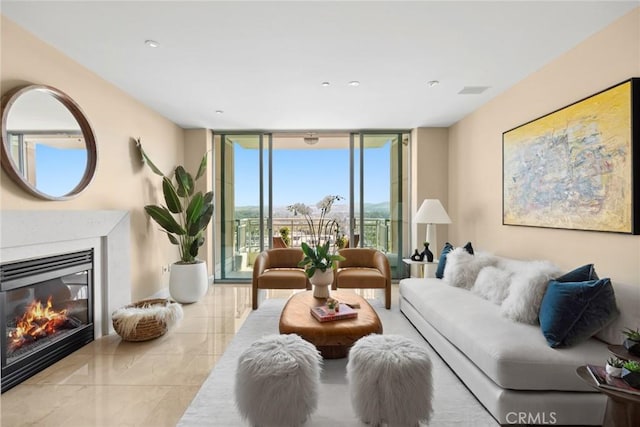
[112, 298, 170, 342]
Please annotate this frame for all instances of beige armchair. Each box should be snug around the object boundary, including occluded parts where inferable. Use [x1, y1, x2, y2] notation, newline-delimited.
[332, 248, 391, 309]
[252, 248, 311, 309]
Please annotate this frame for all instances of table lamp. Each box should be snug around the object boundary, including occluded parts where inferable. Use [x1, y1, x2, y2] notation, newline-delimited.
[414, 199, 452, 259]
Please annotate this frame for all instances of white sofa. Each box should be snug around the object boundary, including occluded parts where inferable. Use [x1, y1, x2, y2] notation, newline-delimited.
[399, 259, 639, 426]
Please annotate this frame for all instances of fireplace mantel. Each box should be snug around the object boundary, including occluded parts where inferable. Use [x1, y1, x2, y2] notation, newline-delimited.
[0, 210, 130, 337]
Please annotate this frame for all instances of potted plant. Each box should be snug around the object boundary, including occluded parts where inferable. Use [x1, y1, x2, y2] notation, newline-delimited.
[621, 360, 640, 388]
[622, 327, 640, 356]
[326, 297, 339, 314]
[279, 226, 291, 247]
[288, 195, 345, 298]
[606, 357, 624, 377]
[137, 139, 213, 303]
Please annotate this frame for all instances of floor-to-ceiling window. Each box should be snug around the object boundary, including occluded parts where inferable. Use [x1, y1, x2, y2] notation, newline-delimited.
[214, 131, 409, 281]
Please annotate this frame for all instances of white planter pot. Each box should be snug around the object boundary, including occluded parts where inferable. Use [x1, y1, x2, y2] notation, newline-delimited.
[309, 269, 333, 299]
[606, 364, 622, 378]
[169, 261, 208, 303]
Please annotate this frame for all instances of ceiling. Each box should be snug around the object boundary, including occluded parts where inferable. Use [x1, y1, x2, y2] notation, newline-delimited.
[2, 1, 638, 131]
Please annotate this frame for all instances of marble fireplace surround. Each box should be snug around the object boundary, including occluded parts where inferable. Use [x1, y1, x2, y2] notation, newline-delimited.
[0, 210, 131, 337]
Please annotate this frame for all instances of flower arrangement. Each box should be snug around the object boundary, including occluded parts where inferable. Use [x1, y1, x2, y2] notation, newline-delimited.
[326, 297, 340, 311]
[287, 195, 346, 278]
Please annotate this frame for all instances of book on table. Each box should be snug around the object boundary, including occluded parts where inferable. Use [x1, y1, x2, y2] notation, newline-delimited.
[310, 304, 358, 322]
[586, 364, 640, 396]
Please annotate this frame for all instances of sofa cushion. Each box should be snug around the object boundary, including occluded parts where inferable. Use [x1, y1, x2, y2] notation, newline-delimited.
[399, 278, 608, 391]
[435, 242, 454, 279]
[463, 241, 474, 255]
[443, 248, 496, 289]
[258, 269, 308, 289]
[499, 260, 561, 324]
[555, 264, 599, 282]
[539, 278, 619, 348]
[472, 266, 512, 304]
[595, 281, 639, 344]
[335, 267, 386, 288]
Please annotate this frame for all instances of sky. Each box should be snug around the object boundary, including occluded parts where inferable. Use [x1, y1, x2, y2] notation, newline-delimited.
[233, 144, 392, 208]
[35, 145, 86, 197]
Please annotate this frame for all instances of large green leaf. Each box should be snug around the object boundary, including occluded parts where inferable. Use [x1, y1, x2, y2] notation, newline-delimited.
[188, 204, 213, 236]
[175, 166, 194, 197]
[195, 152, 208, 181]
[136, 139, 165, 177]
[189, 236, 205, 258]
[163, 231, 179, 245]
[162, 177, 182, 213]
[203, 191, 214, 206]
[144, 205, 186, 235]
[186, 192, 204, 226]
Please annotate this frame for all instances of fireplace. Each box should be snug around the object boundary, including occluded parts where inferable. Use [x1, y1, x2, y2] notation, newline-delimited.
[1, 250, 94, 393]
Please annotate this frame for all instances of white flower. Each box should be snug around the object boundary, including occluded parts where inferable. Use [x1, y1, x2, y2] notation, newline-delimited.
[287, 203, 311, 216]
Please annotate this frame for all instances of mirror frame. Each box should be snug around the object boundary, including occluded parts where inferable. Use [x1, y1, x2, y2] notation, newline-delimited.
[0, 84, 98, 201]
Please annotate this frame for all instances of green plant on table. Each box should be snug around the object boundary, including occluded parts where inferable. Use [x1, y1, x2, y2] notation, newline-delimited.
[607, 357, 624, 368]
[623, 327, 640, 341]
[623, 360, 640, 373]
[279, 226, 291, 247]
[288, 195, 345, 278]
[137, 138, 213, 264]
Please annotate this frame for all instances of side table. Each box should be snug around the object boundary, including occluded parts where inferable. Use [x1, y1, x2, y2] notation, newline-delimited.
[609, 345, 640, 363]
[402, 258, 438, 278]
[576, 366, 640, 427]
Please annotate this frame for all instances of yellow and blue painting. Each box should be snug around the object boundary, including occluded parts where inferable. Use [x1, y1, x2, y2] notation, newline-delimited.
[503, 80, 636, 233]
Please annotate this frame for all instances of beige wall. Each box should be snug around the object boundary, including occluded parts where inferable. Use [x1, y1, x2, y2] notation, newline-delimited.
[411, 127, 449, 255]
[1, 16, 186, 300]
[448, 8, 640, 285]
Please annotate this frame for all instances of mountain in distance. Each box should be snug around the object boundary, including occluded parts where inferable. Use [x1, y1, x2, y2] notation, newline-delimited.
[235, 202, 390, 219]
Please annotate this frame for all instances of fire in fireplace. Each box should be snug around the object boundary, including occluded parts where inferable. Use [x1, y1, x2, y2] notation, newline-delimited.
[1, 250, 94, 393]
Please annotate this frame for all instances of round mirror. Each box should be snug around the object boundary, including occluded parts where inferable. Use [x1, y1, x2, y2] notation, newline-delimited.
[1, 85, 97, 200]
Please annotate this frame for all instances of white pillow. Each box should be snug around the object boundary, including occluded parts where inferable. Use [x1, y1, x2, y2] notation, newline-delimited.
[499, 260, 562, 324]
[443, 248, 496, 290]
[472, 266, 512, 304]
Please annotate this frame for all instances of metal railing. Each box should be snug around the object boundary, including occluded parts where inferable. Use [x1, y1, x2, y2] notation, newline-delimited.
[234, 216, 390, 254]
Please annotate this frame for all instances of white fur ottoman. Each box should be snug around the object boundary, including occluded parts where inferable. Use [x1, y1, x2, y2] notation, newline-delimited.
[235, 334, 322, 426]
[347, 334, 433, 426]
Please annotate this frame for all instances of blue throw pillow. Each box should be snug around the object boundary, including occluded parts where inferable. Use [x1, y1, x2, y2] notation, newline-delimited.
[435, 242, 454, 279]
[539, 278, 618, 348]
[556, 264, 599, 282]
[463, 241, 474, 255]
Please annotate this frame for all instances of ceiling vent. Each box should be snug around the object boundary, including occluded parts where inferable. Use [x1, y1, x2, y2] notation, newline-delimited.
[458, 86, 490, 95]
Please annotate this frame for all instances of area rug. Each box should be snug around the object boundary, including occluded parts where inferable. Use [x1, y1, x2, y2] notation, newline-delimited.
[178, 298, 499, 426]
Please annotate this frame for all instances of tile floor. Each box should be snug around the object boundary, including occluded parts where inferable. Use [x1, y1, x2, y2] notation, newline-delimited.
[0, 285, 385, 426]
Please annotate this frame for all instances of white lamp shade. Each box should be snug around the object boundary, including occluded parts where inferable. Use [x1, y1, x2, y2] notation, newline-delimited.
[414, 199, 451, 224]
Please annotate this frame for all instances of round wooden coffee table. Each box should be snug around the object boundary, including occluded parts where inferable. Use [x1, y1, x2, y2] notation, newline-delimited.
[576, 366, 640, 427]
[279, 290, 383, 359]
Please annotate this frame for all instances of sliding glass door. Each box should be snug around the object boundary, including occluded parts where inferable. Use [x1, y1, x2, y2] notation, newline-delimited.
[215, 131, 409, 281]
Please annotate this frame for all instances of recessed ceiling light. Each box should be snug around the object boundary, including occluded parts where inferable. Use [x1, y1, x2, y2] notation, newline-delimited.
[215, 110, 224, 114]
[427, 80, 439, 87]
[145, 39, 160, 48]
[348, 81, 360, 87]
[321, 81, 330, 87]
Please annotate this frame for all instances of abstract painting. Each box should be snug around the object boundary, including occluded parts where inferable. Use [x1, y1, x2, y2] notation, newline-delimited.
[503, 78, 639, 234]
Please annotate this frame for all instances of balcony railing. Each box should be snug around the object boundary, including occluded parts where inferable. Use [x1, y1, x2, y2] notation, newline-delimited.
[234, 216, 390, 254]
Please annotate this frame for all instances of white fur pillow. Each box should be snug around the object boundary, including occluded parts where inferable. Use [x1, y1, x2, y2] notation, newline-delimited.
[472, 266, 512, 304]
[443, 248, 497, 290]
[500, 261, 562, 324]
